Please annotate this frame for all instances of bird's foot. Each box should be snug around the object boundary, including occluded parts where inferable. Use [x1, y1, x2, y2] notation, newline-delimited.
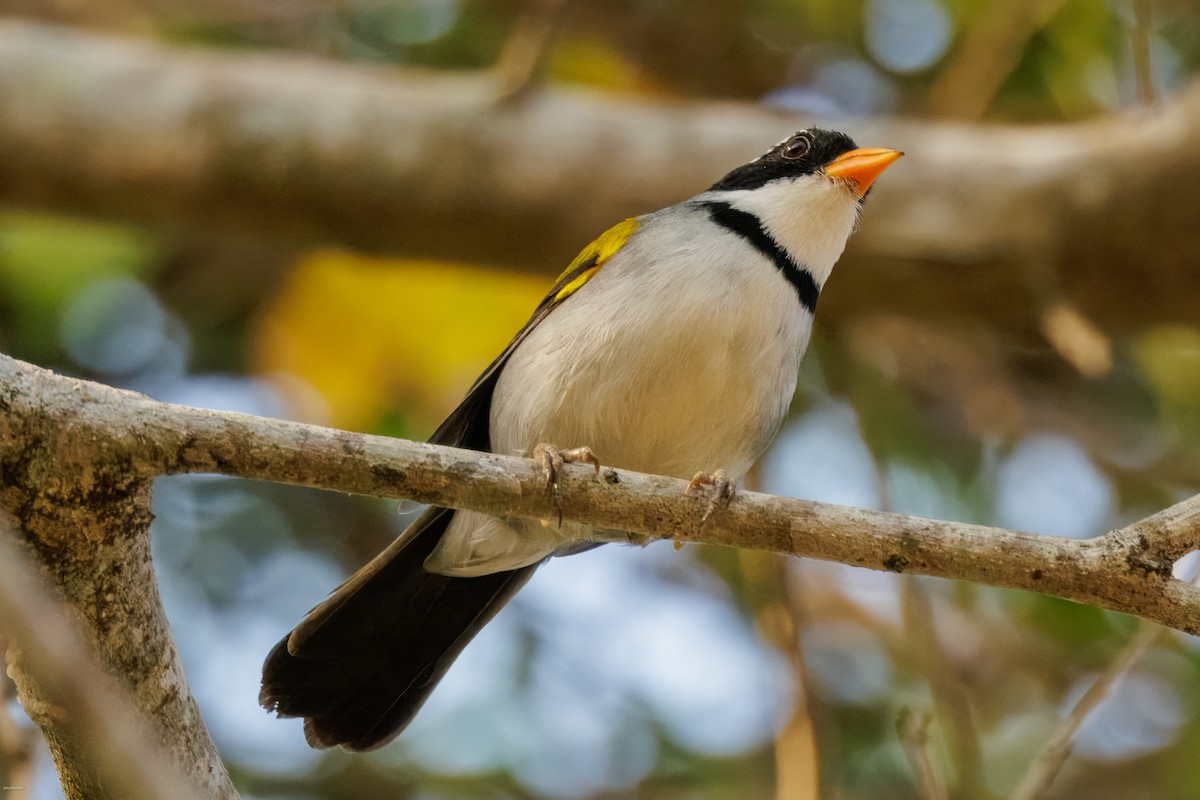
[684, 468, 736, 542]
[531, 443, 601, 526]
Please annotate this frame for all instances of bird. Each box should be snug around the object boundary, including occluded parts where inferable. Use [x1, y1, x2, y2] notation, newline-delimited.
[260, 127, 902, 751]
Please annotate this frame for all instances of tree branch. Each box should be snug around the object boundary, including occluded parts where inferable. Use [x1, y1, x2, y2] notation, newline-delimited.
[0, 533, 209, 800]
[1, 20, 1200, 338]
[3, 352, 1200, 643]
[926, 0, 1069, 120]
[0, 351, 239, 799]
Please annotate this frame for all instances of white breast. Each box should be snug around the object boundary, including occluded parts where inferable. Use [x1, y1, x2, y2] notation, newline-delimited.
[490, 205, 811, 481]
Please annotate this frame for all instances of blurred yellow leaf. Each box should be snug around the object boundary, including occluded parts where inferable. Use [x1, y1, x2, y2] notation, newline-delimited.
[1134, 325, 1200, 410]
[254, 250, 545, 435]
[546, 37, 655, 93]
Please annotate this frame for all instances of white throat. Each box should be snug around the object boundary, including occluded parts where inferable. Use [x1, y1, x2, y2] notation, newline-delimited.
[705, 175, 862, 287]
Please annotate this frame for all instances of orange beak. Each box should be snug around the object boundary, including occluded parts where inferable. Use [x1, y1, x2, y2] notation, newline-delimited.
[824, 148, 904, 197]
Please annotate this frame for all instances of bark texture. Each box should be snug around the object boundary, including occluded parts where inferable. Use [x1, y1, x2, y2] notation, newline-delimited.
[3, 352, 1199, 647]
[0, 535, 208, 800]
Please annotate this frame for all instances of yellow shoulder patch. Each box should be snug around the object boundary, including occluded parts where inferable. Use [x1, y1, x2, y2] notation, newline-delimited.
[551, 217, 639, 304]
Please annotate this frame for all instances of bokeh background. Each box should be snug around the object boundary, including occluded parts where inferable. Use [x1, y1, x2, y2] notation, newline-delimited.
[2, 1, 1200, 798]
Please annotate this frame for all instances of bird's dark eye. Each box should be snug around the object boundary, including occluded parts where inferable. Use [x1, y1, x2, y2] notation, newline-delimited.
[781, 133, 812, 160]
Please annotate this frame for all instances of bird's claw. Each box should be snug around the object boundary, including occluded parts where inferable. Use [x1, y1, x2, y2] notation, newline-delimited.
[532, 444, 601, 526]
[685, 468, 736, 539]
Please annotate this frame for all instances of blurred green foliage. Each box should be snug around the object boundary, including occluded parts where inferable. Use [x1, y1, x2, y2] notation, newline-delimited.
[0, 212, 158, 364]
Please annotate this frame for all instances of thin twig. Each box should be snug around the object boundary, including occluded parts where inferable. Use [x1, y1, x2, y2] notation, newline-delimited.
[1007, 622, 1163, 800]
[1124, 495, 1200, 569]
[926, 0, 1069, 120]
[897, 708, 950, 800]
[900, 578, 986, 798]
[1131, 0, 1156, 106]
[1010, 558, 1200, 800]
[756, 555, 820, 800]
[493, 0, 571, 103]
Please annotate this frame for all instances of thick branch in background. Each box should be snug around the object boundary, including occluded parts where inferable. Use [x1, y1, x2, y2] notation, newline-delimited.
[3, 353, 1200, 646]
[1, 20, 1199, 338]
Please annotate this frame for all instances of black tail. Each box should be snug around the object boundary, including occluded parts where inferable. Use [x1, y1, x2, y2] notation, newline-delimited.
[260, 507, 536, 750]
